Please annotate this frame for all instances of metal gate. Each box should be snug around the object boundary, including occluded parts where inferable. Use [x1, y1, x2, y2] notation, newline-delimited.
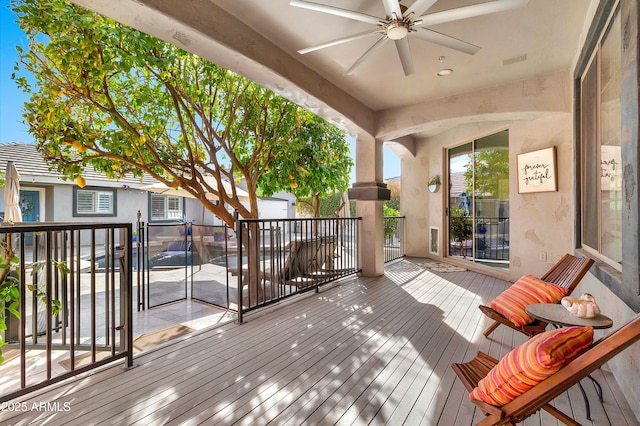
[137, 221, 236, 310]
[145, 223, 189, 308]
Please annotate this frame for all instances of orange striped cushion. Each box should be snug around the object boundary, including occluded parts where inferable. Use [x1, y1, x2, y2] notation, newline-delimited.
[470, 326, 594, 406]
[489, 274, 568, 327]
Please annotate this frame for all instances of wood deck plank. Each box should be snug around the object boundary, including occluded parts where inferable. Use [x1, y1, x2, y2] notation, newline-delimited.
[268, 273, 451, 425]
[408, 273, 496, 425]
[189, 274, 435, 425]
[153, 272, 432, 418]
[319, 271, 474, 425]
[382, 271, 484, 425]
[1, 258, 637, 426]
[345, 273, 480, 425]
[419, 274, 496, 426]
[597, 366, 638, 425]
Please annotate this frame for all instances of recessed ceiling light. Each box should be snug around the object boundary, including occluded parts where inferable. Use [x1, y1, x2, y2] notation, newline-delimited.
[437, 69, 453, 76]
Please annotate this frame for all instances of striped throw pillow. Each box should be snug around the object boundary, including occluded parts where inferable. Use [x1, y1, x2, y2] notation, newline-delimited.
[489, 274, 568, 327]
[470, 326, 594, 406]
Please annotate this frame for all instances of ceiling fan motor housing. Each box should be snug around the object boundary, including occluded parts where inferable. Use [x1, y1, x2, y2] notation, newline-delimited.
[386, 21, 409, 40]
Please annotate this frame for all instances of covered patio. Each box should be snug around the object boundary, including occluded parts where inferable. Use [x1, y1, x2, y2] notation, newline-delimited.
[2, 259, 636, 425]
[3, 0, 639, 422]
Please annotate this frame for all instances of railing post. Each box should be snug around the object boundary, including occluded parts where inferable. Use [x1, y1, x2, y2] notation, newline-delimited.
[235, 210, 244, 324]
[122, 224, 135, 369]
[136, 210, 145, 312]
[19, 232, 26, 389]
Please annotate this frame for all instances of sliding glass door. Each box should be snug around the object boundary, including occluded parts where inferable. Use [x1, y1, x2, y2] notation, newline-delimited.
[448, 130, 509, 268]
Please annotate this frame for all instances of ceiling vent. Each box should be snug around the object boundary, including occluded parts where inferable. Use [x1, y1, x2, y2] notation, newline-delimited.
[502, 54, 527, 66]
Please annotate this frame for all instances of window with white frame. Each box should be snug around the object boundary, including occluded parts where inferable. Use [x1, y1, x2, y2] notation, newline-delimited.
[73, 187, 116, 217]
[150, 193, 184, 221]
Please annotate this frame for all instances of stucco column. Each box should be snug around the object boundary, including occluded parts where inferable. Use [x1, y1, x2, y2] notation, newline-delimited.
[348, 133, 389, 277]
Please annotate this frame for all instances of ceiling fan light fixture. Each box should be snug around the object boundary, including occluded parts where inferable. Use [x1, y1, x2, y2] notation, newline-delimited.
[386, 22, 409, 40]
[291, 0, 530, 75]
[437, 68, 453, 76]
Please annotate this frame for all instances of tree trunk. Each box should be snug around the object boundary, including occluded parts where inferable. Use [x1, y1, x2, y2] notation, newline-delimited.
[242, 223, 263, 307]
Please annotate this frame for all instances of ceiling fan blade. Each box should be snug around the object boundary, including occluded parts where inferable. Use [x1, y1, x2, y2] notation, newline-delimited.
[404, 0, 438, 18]
[382, 0, 403, 18]
[290, 0, 381, 25]
[345, 36, 388, 75]
[419, 0, 529, 27]
[395, 38, 414, 76]
[413, 28, 480, 55]
[298, 30, 380, 54]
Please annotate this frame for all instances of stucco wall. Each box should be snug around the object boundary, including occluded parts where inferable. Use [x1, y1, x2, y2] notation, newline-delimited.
[50, 185, 146, 225]
[401, 112, 640, 420]
[508, 114, 576, 279]
[575, 274, 640, 419]
[402, 113, 575, 282]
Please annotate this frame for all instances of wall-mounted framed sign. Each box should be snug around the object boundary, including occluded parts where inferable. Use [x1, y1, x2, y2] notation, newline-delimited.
[517, 147, 557, 193]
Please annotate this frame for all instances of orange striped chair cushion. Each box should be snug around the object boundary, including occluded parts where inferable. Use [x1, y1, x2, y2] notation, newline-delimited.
[489, 274, 568, 327]
[470, 326, 594, 406]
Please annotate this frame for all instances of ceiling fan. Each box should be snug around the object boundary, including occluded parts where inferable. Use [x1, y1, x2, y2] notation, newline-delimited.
[290, 0, 529, 76]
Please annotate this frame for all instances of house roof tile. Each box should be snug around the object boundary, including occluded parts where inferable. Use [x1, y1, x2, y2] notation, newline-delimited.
[0, 143, 156, 187]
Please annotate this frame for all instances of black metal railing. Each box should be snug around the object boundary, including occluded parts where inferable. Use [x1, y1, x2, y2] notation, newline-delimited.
[0, 222, 133, 402]
[449, 216, 509, 262]
[236, 216, 361, 322]
[384, 216, 405, 263]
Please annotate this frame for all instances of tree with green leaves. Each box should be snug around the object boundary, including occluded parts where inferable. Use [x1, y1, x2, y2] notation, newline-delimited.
[463, 149, 509, 199]
[11, 0, 341, 227]
[11, 0, 354, 305]
[385, 181, 400, 211]
[299, 192, 354, 218]
[258, 112, 352, 217]
[383, 204, 400, 239]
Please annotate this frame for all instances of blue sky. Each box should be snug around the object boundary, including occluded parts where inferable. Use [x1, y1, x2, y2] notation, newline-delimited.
[0, 1, 400, 181]
[0, 0, 33, 145]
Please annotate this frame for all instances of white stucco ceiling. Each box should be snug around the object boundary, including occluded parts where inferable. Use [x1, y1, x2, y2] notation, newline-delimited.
[69, 0, 596, 141]
[216, 0, 592, 110]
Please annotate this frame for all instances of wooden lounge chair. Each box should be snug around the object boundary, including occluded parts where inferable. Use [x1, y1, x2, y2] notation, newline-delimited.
[479, 254, 594, 338]
[237, 236, 339, 287]
[274, 237, 324, 286]
[451, 313, 640, 425]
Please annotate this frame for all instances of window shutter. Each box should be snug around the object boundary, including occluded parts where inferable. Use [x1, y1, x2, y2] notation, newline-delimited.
[151, 194, 166, 220]
[76, 191, 95, 214]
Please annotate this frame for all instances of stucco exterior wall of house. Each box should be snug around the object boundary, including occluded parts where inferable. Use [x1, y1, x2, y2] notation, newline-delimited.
[48, 185, 146, 225]
[402, 109, 640, 417]
[402, 112, 575, 282]
[44, 186, 54, 222]
[575, 273, 640, 419]
[507, 113, 576, 279]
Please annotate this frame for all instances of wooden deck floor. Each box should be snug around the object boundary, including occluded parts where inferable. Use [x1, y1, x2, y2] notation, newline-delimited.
[2, 258, 638, 425]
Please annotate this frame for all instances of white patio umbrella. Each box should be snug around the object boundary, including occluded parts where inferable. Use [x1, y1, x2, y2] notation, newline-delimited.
[3, 161, 22, 223]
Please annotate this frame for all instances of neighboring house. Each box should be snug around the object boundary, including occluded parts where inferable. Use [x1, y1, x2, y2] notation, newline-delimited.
[0, 143, 294, 228]
[448, 172, 467, 214]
